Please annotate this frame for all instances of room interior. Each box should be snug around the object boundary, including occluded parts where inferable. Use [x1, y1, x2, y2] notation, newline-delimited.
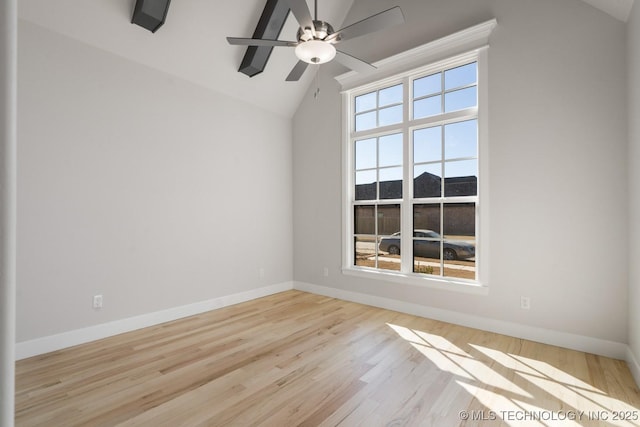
[2, 0, 640, 424]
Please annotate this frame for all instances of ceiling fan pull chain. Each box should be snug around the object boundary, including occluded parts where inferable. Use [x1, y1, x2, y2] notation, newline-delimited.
[314, 66, 320, 99]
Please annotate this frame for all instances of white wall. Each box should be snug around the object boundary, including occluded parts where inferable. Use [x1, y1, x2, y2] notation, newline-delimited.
[293, 0, 629, 343]
[1, 1, 17, 425]
[628, 1, 640, 369]
[17, 21, 293, 342]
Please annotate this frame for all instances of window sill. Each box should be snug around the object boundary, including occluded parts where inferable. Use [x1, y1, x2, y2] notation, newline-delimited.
[342, 267, 489, 295]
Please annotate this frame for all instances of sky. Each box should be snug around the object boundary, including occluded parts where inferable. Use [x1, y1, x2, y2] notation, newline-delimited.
[353, 62, 479, 191]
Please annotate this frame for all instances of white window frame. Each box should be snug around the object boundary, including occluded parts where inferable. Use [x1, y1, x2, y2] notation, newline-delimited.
[338, 20, 496, 295]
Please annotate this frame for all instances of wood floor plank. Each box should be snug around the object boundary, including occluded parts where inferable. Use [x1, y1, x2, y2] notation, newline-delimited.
[15, 290, 640, 426]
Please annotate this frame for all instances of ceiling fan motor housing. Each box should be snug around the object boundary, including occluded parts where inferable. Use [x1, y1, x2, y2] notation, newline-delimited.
[296, 20, 336, 42]
[295, 21, 338, 64]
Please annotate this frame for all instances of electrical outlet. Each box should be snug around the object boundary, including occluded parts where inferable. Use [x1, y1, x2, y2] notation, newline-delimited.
[520, 296, 531, 310]
[323, 267, 329, 277]
[93, 294, 103, 309]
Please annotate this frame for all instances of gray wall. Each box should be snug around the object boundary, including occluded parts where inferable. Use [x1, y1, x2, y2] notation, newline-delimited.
[1, 1, 17, 425]
[17, 21, 293, 342]
[293, 0, 629, 342]
[629, 1, 640, 363]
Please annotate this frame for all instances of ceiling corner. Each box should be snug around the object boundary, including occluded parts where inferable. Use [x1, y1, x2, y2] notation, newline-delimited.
[580, 0, 635, 22]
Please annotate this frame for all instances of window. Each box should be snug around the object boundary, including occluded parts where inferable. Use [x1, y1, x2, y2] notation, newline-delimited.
[343, 50, 487, 289]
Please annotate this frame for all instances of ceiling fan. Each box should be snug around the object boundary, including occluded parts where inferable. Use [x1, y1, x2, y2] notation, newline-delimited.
[227, 0, 405, 81]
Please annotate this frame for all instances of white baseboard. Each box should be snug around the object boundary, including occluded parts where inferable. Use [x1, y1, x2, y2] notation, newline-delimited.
[16, 282, 294, 360]
[626, 346, 640, 388]
[293, 281, 628, 360]
[17, 279, 636, 383]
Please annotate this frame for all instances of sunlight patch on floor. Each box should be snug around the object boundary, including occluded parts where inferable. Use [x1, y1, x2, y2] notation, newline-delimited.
[388, 323, 530, 397]
[387, 323, 640, 426]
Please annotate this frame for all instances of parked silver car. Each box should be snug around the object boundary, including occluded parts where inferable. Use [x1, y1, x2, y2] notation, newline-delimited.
[378, 229, 475, 260]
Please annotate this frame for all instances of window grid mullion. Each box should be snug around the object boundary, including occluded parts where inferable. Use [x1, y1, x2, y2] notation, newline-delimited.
[374, 205, 379, 269]
[440, 72, 446, 117]
[440, 123, 446, 276]
[375, 136, 379, 269]
[375, 90, 380, 129]
[444, 82, 477, 95]
[401, 76, 411, 275]
[376, 135, 380, 202]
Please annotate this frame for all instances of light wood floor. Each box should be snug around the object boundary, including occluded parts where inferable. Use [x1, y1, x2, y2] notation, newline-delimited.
[15, 290, 640, 426]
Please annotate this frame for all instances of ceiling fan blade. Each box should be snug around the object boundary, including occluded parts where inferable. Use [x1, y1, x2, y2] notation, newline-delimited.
[226, 37, 297, 47]
[326, 7, 404, 43]
[286, 60, 310, 81]
[282, 0, 315, 36]
[335, 50, 376, 74]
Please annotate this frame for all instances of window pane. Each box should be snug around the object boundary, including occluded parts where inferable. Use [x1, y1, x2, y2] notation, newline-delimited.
[414, 204, 442, 275]
[379, 84, 403, 107]
[414, 95, 441, 119]
[378, 231, 401, 272]
[443, 203, 476, 280]
[444, 63, 477, 90]
[379, 105, 402, 127]
[377, 204, 401, 236]
[354, 205, 375, 235]
[445, 87, 477, 112]
[355, 169, 376, 186]
[355, 138, 377, 170]
[445, 120, 477, 160]
[413, 204, 441, 236]
[355, 91, 376, 113]
[354, 236, 376, 268]
[443, 258, 475, 280]
[414, 164, 441, 198]
[379, 167, 402, 199]
[414, 127, 442, 163]
[379, 232, 401, 255]
[378, 238, 401, 272]
[443, 203, 475, 240]
[355, 170, 376, 200]
[414, 256, 441, 275]
[355, 111, 376, 131]
[379, 133, 403, 167]
[413, 240, 442, 267]
[414, 73, 441, 98]
[444, 160, 477, 197]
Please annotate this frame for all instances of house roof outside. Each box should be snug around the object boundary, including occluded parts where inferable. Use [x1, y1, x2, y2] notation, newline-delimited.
[355, 171, 477, 200]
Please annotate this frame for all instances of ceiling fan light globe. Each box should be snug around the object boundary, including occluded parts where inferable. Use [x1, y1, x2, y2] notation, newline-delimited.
[295, 40, 336, 64]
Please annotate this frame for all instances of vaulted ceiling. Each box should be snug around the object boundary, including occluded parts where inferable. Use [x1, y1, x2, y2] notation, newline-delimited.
[18, 0, 355, 118]
[18, 0, 634, 118]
